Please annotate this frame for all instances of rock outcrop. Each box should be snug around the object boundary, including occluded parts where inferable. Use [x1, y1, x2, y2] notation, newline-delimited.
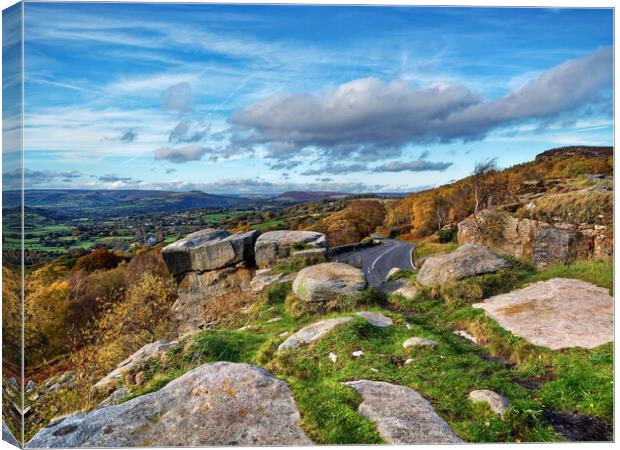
[162, 229, 259, 276]
[416, 244, 509, 287]
[250, 269, 297, 293]
[255, 230, 327, 268]
[172, 266, 253, 333]
[457, 209, 611, 266]
[473, 278, 613, 350]
[29, 363, 311, 447]
[93, 340, 179, 394]
[342, 380, 463, 444]
[292, 262, 367, 307]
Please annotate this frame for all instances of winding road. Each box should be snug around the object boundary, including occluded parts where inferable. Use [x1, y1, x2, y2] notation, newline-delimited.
[332, 236, 416, 287]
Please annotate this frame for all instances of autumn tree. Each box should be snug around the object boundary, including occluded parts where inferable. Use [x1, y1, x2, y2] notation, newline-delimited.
[74, 247, 122, 272]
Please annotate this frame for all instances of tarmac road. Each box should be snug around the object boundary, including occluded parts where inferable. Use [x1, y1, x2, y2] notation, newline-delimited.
[332, 236, 416, 287]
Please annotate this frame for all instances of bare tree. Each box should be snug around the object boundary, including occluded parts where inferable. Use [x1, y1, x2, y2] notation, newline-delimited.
[433, 194, 450, 231]
[471, 158, 498, 216]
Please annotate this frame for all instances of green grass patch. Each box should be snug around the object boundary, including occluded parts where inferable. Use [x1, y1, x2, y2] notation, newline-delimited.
[520, 259, 612, 293]
[106, 256, 613, 443]
[413, 239, 458, 264]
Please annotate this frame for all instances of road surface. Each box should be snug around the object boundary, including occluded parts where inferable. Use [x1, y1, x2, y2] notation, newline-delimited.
[332, 237, 416, 287]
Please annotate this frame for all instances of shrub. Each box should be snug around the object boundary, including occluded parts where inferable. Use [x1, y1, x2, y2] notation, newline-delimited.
[265, 282, 292, 305]
[124, 247, 170, 283]
[435, 229, 455, 243]
[74, 248, 123, 272]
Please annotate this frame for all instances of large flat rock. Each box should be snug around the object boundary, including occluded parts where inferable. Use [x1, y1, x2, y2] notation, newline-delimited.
[255, 230, 327, 268]
[473, 278, 613, 350]
[343, 380, 463, 444]
[417, 244, 509, 287]
[29, 363, 311, 447]
[162, 229, 259, 275]
[278, 317, 353, 351]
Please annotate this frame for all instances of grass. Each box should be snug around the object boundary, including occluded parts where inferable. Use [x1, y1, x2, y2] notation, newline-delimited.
[412, 238, 458, 264]
[516, 189, 612, 226]
[78, 257, 612, 444]
[519, 258, 612, 293]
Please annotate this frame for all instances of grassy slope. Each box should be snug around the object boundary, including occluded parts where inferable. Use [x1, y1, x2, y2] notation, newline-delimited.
[103, 257, 612, 444]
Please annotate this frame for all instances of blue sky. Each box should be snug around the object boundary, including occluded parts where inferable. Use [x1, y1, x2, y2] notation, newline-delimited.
[13, 3, 614, 194]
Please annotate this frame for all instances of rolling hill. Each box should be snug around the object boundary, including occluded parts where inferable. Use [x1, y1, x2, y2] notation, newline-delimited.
[2, 190, 253, 217]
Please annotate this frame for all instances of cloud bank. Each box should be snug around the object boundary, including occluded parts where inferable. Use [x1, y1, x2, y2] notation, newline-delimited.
[229, 47, 612, 162]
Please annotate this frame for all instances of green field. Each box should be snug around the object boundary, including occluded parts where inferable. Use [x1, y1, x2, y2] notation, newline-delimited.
[201, 210, 251, 223]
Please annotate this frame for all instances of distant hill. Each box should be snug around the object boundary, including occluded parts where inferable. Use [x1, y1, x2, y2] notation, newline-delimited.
[274, 191, 350, 203]
[535, 145, 613, 160]
[2, 189, 252, 217]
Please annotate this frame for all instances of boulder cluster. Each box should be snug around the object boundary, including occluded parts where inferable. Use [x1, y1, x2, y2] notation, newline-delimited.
[162, 229, 335, 332]
[27, 222, 614, 447]
[458, 209, 612, 267]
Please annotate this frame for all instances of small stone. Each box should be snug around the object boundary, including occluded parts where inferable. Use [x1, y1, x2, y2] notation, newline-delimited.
[454, 330, 478, 344]
[403, 337, 437, 348]
[356, 311, 393, 327]
[404, 359, 414, 365]
[352, 350, 365, 358]
[122, 372, 133, 386]
[328, 352, 338, 363]
[386, 267, 401, 280]
[97, 387, 129, 409]
[134, 372, 146, 386]
[469, 390, 511, 417]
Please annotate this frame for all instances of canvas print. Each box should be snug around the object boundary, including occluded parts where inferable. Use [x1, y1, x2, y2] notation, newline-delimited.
[1, 2, 614, 447]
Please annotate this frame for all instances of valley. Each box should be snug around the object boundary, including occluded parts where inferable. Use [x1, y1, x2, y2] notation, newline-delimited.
[2, 146, 614, 445]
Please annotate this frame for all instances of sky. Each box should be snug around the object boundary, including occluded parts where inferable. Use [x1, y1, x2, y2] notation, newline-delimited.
[6, 3, 614, 195]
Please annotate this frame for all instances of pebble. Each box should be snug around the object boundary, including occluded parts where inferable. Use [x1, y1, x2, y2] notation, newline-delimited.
[352, 350, 365, 358]
[403, 337, 438, 348]
[328, 352, 338, 363]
